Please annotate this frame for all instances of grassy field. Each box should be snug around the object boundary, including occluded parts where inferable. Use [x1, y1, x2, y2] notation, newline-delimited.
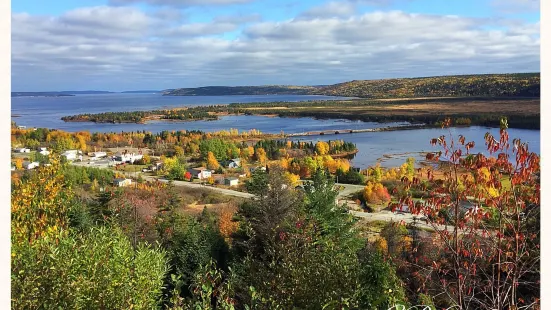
[234, 97, 540, 129]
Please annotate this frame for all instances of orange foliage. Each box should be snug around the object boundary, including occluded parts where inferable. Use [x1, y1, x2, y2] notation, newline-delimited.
[218, 206, 239, 241]
[363, 181, 391, 205]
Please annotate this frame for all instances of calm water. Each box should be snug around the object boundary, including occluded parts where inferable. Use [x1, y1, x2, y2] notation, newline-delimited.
[304, 126, 540, 168]
[11, 94, 540, 168]
[11, 93, 352, 130]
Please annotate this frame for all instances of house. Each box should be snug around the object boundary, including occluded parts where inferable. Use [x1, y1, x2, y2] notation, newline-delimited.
[62, 150, 80, 161]
[113, 178, 132, 187]
[38, 148, 50, 156]
[225, 158, 241, 169]
[187, 167, 212, 180]
[16, 148, 31, 153]
[17, 125, 26, 129]
[224, 177, 239, 187]
[90, 151, 107, 160]
[149, 161, 163, 171]
[115, 152, 143, 164]
[11, 166, 15, 171]
[22, 161, 39, 170]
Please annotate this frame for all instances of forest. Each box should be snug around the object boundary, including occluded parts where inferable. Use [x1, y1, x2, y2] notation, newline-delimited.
[162, 73, 540, 98]
[11, 118, 541, 308]
[61, 109, 217, 123]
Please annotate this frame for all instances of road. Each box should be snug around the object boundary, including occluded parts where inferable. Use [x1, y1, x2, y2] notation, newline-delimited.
[72, 162, 454, 230]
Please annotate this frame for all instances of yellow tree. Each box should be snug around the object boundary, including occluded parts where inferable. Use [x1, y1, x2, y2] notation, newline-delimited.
[315, 141, 330, 155]
[142, 154, 151, 165]
[284, 172, 300, 187]
[11, 157, 72, 244]
[174, 146, 184, 157]
[15, 158, 23, 170]
[207, 152, 220, 170]
[255, 148, 267, 164]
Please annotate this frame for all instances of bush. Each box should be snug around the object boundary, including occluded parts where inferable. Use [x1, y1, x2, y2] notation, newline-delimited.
[12, 226, 168, 309]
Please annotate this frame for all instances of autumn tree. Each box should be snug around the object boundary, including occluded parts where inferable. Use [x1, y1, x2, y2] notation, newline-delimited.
[206, 151, 220, 170]
[363, 181, 391, 205]
[315, 141, 330, 155]
[400, 118, 540, 309]
[15, 158, 23, 170]
[255, 147, 267, 164]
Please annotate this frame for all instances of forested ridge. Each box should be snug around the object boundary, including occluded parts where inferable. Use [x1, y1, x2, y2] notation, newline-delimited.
[163, 73, 540, 98]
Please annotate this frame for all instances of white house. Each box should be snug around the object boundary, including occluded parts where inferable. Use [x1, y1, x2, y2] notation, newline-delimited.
[39, 149, 50, 156]
[16, 148, 31, 153]
[113, 178, 132, 187]
[224, 177, 239, 187]
[188, 167, 212, 180]
[90, 151, 107, 160]
[226, 158, 241, 169]
[61, 150, 81, 161]
[115, 152, 143, 164]
[22, 161, 40, 170]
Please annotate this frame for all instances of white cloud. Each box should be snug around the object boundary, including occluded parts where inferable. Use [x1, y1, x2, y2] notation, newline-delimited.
[11, 8, 540, 91]
[300, 1, 358, 19]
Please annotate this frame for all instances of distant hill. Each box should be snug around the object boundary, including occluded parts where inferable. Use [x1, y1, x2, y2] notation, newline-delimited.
[121, 90, 162, 93]
[314, 73, 540, 98]
[163, 73, 540, 98]
[12, 91, 115, 97]
[12, 92, 75, 97]
[163, 85, 321, 96]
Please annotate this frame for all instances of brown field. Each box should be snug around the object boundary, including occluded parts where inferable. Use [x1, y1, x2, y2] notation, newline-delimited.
[240, 98, 540, 117]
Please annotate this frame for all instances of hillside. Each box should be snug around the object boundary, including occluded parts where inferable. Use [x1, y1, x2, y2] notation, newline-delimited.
[314, 73, 540, 98]
[162, 85, 320, 96]
[162, 73, 540, 98]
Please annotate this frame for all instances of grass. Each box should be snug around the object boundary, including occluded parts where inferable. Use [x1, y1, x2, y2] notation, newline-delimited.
[115, 164, 147, 173]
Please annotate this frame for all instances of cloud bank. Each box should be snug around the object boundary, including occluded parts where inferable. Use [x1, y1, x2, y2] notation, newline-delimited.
[11, 5, 540, 91]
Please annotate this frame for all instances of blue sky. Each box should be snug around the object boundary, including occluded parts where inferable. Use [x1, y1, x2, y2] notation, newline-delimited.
[11, 0, 540, 91]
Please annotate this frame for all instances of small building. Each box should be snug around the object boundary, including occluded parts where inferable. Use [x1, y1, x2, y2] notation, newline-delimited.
[113, 178, 132, 187]
[16, 148, 31, 153]
[62, 150, 79, 161]
[17, 125, 26, 129]
[11, 166, 15, 171]
[149, 161, 163, 171]
[225, 158, 241, 169]
[39, 149, 50, 156]
[115, 152, 143, 164]
[22, 161, 39, 170]
[90, 151, 107, 159]
[187, 167, 212, 180]
[224, 177, 239, 187]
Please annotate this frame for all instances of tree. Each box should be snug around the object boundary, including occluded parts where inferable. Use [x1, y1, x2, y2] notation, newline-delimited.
[206, 151, 220, 170]
[363, 181, 391, 205]
[12, 226, 168, 309]
[284, 172, 300, 187]
[142, 154, 151, 165]
[15, 158, 23, 170]
[174, 145, 184, 157]
[255, 147, 267, 164]
[11, 157, 72, 244]
[315, 141, 330, 155]
[400, 118, 540, 309]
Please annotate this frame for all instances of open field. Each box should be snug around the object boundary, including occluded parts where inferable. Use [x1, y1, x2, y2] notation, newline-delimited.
[234, 97, 540, 129]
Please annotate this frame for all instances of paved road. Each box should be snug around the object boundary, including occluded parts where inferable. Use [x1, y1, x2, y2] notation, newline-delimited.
[73, 162, 456, 230]
[335, 183, 364, 198]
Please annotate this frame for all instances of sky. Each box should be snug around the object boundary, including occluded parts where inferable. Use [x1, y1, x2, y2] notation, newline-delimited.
[11, 0, 540, 91]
